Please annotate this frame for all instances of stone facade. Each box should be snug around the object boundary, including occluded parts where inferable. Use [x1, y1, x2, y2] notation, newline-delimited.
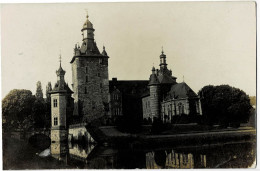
[109, 87, 123, 119]
[51, 129, 68, 142]
[71, 14, 109, 123]
[142, 96, 152, 121]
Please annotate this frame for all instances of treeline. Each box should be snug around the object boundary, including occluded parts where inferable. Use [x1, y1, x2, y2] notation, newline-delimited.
[2, 81, 53, 132]
[198, 85, 253, 127]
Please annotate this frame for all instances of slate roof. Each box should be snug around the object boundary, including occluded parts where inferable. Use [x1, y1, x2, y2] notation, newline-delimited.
[168, 82, 197, 99]
[148, 74, 160, 86]
[82, 15, 94, 30]
[157, 74, 176, 84]
[50, 81, 73, 94]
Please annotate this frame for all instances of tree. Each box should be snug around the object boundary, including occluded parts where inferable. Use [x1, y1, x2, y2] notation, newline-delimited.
[45, 82, 52, 103]
[198, 85, 252, 127]
[32, 99, 46, 128]
[2, 89, 35, 131]
[35, 81, 43, 100]
[45, 82, 52, 128]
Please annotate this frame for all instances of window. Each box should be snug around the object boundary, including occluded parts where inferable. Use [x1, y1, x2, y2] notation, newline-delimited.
[97, 73, 100, 77]
[100, 83, 102, 88]
[115, 108, 120, 115]
[53, 99, 57, 107]
[54, 117, 58, 126]
[86, 76, 88, 82]
[99, 58, 102, 64]
[178, 103, 185, 115]
[86, 67, 88, 74]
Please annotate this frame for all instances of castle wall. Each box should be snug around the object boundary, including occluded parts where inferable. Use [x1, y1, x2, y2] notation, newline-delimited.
[149, 85, 160, 119]
[71, 56, 109, 122]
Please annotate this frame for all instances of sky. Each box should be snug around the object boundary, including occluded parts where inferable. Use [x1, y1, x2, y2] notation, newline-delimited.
[1, 2, 256, 99]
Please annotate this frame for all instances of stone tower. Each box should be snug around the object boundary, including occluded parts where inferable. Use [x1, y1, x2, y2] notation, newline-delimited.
[148, 66, 160, 120]
[70, 14, 109, 122]
[50, 59, 73, 142]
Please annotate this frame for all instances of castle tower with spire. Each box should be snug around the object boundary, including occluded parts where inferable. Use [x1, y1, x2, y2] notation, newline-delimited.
[49, 55, 73, 142]
[71, 13, 109, 122]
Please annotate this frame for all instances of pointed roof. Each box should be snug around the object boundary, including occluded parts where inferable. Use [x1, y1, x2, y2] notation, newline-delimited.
[56, 64, 66, 76]
[160, 49, 166, 58]
[56, 55, 66, 76]
[51, 82, 73, 94]
[148, 67, 160, 86]
[82, 14, 94, 30]
[168, 82, 197, 99]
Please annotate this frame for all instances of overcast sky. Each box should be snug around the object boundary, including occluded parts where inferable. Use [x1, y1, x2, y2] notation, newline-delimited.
[1, 2, 256, 98]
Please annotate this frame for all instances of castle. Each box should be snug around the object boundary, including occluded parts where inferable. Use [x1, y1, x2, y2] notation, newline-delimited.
[49, 14, 202, 142]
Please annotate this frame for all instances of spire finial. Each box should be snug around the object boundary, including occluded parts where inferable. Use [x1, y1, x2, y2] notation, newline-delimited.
[85, 9, 89, 19]
[161, 46, 164, 54]
[103, 44, 105, 50]
[59, 50, 62, 67]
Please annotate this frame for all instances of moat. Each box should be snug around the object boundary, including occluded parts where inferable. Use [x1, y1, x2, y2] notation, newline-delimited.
[3, 136, 256, 169]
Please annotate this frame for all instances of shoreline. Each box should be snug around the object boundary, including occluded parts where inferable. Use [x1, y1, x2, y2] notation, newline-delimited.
[95, 126, 256, 148]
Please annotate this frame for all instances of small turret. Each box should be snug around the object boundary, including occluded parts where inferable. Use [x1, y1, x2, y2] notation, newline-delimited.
[56, 55, 66, 90]
[148, 66, 159, 86]
[159, 47, 168, 70]
[148, 66, 160, 120]
[102, 46, 108, 56]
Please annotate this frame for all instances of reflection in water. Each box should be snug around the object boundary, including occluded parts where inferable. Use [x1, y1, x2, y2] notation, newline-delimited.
[50, 142, 68, 162]
[69, 143, 95, 161]
[146, 151, 195, 169]
[50, 141, 255, 169]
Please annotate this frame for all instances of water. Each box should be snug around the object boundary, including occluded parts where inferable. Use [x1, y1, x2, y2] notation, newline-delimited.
[3, 137, 256, 169]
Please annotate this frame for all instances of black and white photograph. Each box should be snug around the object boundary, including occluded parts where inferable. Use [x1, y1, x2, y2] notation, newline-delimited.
[1, 1, 256, 169]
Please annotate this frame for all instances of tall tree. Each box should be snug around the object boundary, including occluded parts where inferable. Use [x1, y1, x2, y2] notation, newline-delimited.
[45, 82, 52, 128]
[32, 99, 46, 128]
[46, 82, 52, 103]
[35, 81, 43, 100]
[198, 85, 252, 127]
[2, 89, 35, 131]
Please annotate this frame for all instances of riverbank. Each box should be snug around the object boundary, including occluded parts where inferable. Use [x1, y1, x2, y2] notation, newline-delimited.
[95, 125, 256, 148]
